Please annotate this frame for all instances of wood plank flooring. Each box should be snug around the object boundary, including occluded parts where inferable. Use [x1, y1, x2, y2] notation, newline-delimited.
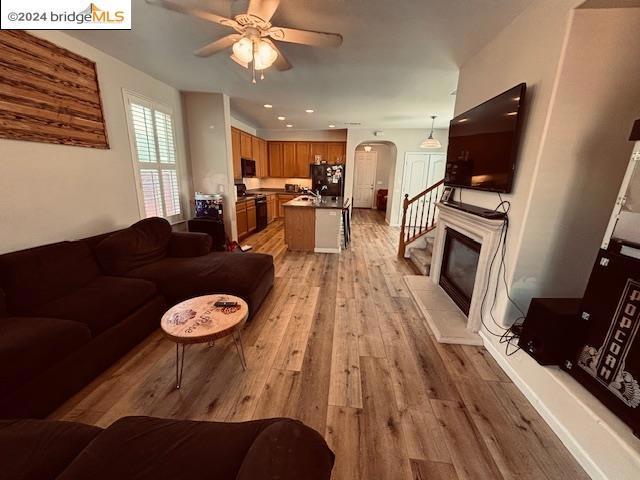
[51, 208, 589, 480]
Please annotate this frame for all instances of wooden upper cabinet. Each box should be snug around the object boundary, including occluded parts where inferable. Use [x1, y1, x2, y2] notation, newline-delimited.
[283, 142, 297, 177]
[311, 143, 329, 164]
[295, 142, 311, 178]
[268, 142, 284, 177]
[327, 143, 346, 164]
[261, 139, 268, 177]
[251, 136, 263, 176]
[231, 128, 242, 179]
[240, 132, 253, 159]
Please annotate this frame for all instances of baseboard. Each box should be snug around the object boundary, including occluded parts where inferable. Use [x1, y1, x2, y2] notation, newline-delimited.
[480, 331, 640, 480]
[314, 247, 340, 254]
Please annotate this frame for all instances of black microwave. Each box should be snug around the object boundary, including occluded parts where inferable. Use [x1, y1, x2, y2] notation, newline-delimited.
[241, 158, 256, 177]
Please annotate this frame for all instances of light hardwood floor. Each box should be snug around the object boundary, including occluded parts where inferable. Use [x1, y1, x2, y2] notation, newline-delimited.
[51, 209, 589, 480]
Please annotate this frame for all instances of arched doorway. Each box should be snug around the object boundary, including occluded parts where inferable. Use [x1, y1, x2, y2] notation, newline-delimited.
[353, 141, 398, 224]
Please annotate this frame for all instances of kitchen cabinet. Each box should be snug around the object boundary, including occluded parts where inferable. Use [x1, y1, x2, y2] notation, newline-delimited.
[283, 143, 296, 177]
[258, 138, 268, 178]
[327, 143, 346, 164]
[295, 142, 311, 178]
[267, 194, 276, 223]
[231, 128, 242, 179]
[252, 136, 261, 170]
[268, 142, 284, 177]
[277, 193, 297, 218]
[311, 143, 329, 163]
[236, 200, 248, 238]
[240, 132, 252, 159]
[247, 201, 257, 233]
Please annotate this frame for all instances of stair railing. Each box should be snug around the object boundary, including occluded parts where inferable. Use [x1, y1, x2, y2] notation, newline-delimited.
[398, 179, 445, 257]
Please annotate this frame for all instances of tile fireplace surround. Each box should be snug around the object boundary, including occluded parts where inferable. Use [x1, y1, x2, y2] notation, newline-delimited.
[405, 203, 505, 345]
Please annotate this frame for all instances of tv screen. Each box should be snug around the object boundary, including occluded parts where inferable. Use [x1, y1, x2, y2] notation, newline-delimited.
[445, 83, 526, 193]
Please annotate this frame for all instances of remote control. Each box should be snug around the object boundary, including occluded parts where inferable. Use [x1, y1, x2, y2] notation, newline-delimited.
[214, 301, 238, 307]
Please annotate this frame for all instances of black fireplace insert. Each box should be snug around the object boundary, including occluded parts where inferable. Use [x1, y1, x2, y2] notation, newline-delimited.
[439, 227, 481, 315]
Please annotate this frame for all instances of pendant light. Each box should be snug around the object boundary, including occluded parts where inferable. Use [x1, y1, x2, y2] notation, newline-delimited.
[420, 115, 442, 149]
[364, 145, 372, 152]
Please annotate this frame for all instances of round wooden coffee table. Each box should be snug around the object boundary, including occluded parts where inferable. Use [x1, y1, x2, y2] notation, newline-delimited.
[161, 294, 248, 389]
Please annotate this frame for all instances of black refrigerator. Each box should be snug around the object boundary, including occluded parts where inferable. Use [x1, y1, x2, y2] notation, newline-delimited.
[311, 164, 345, 197]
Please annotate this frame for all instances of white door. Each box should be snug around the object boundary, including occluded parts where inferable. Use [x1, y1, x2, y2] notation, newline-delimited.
[401, 152, 445, 199]
[354, 152, 378, 208]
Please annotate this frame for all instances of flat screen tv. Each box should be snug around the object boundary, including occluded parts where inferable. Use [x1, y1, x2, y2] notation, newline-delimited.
[445, 83, 526, 193]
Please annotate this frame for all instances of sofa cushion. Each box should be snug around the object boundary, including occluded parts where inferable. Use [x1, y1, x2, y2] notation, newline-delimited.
[28, 276, 158, 335]
[56, 416, 285, 480]
[0, 241, 100, 314]
[0, 419, 102, 480]
[236, 419, 335, 480]
[0, 317, 91, 394]
[95, 217, 172, 275]
[126, 252, 274, 303]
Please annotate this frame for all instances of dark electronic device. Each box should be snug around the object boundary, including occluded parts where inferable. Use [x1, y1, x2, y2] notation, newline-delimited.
[187, 218, 226, 251]
[214, 301, 239, 307]
[241, 158, 256, 177]
[563, 249, 640, 437]
[445, 83, 526, 193]
[518, 298, 582, 365]
[254, 195, 267, 232]
[440, 200, 507, 220]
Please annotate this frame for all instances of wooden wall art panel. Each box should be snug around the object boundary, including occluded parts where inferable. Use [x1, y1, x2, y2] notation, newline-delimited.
[0, 30, 109, 149]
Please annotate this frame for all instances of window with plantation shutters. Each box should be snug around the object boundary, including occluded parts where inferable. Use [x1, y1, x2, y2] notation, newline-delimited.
[124, 92, 183, 222]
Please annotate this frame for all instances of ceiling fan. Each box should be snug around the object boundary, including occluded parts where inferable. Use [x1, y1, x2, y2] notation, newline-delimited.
[147, 0, 343, 82]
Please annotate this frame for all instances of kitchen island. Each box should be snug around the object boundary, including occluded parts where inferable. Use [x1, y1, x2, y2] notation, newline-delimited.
[283, 195, 344, 253]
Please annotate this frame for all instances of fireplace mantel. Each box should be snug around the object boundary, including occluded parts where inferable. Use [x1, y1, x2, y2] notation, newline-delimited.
[432, 203, 504, 333]
[403, 203, 507, 345]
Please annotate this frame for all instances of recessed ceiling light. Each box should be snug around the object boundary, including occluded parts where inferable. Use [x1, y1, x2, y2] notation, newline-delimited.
[286, 124, 293, 128]
[263, 104, 273, 109]
[277, 116, 286, 121]
[305, 109, 314, 113]
[328, 124, 335, 128]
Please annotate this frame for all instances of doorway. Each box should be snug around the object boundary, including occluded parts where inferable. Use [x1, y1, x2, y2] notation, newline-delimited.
[354, 151, 378, 208]
[401, 152, 445, 200]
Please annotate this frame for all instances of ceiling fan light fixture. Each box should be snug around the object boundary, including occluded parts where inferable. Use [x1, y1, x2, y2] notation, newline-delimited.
[254, 39, 278, 70]
[232, 37, 253, 64]
[420, 115, 442, 149]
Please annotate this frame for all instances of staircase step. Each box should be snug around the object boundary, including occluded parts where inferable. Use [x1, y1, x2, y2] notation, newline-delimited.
[409, 247, 432, 276]
[425, 236, 435, 255]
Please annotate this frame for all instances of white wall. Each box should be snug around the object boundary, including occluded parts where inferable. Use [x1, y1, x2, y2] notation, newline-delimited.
[182, 92, 237, 240]
[512, 7, 640, 304]
[453, 0, 583, 324]
[345, 129, 449, 226]
[0, 31, 189, 254]
[454, 2, 640, 478]
[230, 116, 257, 136]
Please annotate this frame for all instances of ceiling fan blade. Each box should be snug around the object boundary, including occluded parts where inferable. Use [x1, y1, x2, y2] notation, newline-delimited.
[268, 27, 342, 48]
[194, 34, 241, 57]
[247, 0, 280, 22]
[263, 39, 292, 71]
[146, 0, 240, 29]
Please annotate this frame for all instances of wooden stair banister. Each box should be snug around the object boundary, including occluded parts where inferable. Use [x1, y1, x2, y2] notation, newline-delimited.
[398, 179, 445, 257]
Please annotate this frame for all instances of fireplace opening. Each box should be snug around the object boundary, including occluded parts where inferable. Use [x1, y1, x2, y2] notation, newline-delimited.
[439, 227, 481, 315]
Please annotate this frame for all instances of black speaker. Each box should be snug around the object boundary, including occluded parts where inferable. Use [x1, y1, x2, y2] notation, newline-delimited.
[518, 298, 582, 365]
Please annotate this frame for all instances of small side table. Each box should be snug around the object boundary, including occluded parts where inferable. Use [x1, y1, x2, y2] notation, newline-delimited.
[160, 294, 248, 389]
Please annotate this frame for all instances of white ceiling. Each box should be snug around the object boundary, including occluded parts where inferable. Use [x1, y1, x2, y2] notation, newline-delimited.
[67, 0, 535, 130]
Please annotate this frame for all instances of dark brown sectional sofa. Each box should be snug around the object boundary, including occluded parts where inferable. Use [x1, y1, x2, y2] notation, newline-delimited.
[0, 217, 274, 419]
[0, 416, 334, 480]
